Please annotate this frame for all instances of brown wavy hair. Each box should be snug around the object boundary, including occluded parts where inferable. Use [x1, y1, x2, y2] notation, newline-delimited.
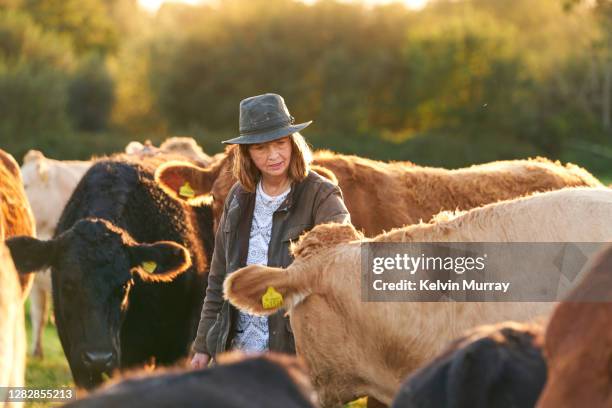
[233, 133, 313, 192]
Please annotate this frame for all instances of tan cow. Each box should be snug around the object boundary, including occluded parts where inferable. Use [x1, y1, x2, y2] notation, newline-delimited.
[537, 243, 612, 408]
[0, 219, 26, 407]
[155, 147, 602, 236]
[225, 187, 612, 406]
[0, 149, 36, 297]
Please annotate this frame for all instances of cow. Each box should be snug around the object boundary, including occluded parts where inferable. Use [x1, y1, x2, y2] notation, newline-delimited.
[391, 321, 546, 408]
[225, 187, 612, 406]
[21, 150, 92, 358]
[0, 204, 26, 408]
[124, 137, 213, 166]
[7, 153, 215, 390]
[63, 353, 317, 408]
[21, 142, 212, 359]
[0, 149, 36, 297]
[536, 244, 612, 408]
[155, 147, 602, 236]
[0, 238, 25, 408]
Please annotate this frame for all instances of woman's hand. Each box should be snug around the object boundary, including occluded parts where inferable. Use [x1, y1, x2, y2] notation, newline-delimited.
[191, 352, 211, 369]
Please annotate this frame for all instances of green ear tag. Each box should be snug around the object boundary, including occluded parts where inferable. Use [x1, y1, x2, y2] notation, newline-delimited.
[262, 286, 283, 309]
[141, 261, 157, 274]
[179, 182, 195, 198]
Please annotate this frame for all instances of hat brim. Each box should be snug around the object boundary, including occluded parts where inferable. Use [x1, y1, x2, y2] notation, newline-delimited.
[222, 121, 312, 145]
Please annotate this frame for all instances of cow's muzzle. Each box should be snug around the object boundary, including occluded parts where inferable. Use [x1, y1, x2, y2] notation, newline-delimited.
[81, 351, 115, 372]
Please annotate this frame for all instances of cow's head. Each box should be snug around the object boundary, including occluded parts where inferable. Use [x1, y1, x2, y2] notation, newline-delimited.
[224, 223, 373, 406]
[6, 218, 191, 389]
[225, 223, 361, 315]
[155, 157, 232, 232]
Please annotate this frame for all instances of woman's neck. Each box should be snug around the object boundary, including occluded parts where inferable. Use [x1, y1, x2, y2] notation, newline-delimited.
[260, 175, 291, 196]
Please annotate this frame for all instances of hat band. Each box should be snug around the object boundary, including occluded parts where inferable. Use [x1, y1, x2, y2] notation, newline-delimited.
[240, 116, 295, 135]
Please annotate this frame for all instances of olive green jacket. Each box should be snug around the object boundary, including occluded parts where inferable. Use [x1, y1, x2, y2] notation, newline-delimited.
[192, 170, 350, 356]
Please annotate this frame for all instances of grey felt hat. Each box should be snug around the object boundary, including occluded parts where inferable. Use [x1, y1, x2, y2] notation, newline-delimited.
[222, 93, 312, 144]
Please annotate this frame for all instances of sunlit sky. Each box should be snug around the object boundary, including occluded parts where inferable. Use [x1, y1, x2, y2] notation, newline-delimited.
[138, 0, 429, 12]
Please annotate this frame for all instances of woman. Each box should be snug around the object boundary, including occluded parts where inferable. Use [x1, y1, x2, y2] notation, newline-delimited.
[191, 93, 350, 368]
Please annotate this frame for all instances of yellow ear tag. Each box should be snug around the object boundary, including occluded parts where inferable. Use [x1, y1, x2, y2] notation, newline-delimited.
[262, 286, 283, 309]
[179, 182, 195, 198]
[141, 261, 157, 274]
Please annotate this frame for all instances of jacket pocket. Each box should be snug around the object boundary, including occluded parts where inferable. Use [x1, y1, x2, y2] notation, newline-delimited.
[206, 311, 222, 356]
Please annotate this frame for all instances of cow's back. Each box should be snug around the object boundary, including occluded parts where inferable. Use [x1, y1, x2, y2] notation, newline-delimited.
[313, 153, 602, 235]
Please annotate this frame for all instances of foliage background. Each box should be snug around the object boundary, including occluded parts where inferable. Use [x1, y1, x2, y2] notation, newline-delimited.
[1, 0, 611, 179]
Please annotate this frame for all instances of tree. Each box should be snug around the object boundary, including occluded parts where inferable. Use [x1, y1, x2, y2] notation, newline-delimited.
[19, 0, 119, 55]
[67, 54, 115, 131]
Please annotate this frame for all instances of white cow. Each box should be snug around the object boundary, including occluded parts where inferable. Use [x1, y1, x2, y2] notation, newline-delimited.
[20, 150, 91, 358]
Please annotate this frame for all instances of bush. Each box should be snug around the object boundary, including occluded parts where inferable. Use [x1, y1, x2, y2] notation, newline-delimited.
[67, 54, 115, 132]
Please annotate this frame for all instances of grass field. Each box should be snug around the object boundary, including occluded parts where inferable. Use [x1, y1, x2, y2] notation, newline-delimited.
[23, 300, 72, 408]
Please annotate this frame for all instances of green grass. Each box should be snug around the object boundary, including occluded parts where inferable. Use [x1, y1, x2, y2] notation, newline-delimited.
[23, 300, 72, 408]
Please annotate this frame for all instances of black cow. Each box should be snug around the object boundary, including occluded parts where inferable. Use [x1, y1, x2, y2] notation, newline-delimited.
[63, 354, 317, 408]
[391, 322, 546, 408]
[7, 155, 214, 389]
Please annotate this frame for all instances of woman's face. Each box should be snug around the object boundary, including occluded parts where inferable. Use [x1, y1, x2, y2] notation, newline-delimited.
[248, 136, 292, 179]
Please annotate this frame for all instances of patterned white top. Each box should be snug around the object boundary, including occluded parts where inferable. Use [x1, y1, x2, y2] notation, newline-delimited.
[230, 180, 290, 353]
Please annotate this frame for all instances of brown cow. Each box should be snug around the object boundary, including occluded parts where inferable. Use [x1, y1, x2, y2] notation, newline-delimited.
[536, 244, 612, 408]
[225, 187, 612, 407]
[0, 149, 36, 297]
[155, 147, 602, 236]
[0, 215, 26, 407]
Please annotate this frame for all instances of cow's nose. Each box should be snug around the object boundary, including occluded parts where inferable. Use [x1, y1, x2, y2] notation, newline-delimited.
[82, 351, 114, 371]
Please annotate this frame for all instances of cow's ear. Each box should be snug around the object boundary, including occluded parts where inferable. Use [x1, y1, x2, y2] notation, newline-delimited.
[154, 161, 215, 203]
[128, 241, 192, 283]
[225, 264, 302, 316]
[6, 236, 59, 274]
